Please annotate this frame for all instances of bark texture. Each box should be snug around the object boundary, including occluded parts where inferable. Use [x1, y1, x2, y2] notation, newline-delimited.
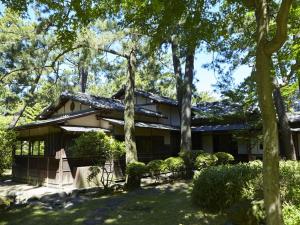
[180, 48, 195, 152]
[124, 49, 138, 164]
[254, 0, 293, 224]
[273, 85, 296, 160]
[171, 37, 183, 120]
[79, 65, 88, 93]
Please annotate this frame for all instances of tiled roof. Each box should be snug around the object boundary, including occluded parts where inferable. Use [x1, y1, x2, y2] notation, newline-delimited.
[102, 118, 180, 131]
[15, 109, 98, 130]
[38, 92, 165, 119]
[192, 123, 250, 132]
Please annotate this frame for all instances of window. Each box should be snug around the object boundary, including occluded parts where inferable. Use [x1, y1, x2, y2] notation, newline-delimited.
[31, 140, 45, 156]
[14, 140, 45, 156]
[15, 141, 22, 155]
[22, 141, 29, 155]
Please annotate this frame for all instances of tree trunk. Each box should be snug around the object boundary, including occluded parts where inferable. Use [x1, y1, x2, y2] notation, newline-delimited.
[171, 37, 183, 120]
[255, 1, 283, 224]
[273, 85, 296, 160]
[180, 48, 195, 153]
[124, 50, 138, 164]
[79, 65, 88, 93]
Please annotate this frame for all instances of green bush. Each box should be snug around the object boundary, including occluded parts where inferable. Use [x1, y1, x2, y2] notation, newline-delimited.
[164, 157, 185, 177]
[125, 161, 147, 190]
[283, 203, 300, 225]
[191, 160, 300, 225]
[214, 152, 235, 165]
[71, 131, 125, 188]
[194, 153, 218, 170]
[192, 161, 263, 212]
[147, 160, 164, 180]
[279, 161, 300, 206]
[189, 150, 204, 163]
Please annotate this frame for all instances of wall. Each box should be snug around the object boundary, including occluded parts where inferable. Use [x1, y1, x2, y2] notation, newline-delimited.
[54, 100, 90, 116]
[201, 134, 213, 153]
[157, 104, 180, 126]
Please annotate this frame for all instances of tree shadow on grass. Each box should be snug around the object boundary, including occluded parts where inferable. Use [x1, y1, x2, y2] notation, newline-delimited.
[0, 181, 226, 225]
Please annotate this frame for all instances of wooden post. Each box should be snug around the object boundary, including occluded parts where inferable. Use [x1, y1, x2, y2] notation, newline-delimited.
[46, 157, 49, 187]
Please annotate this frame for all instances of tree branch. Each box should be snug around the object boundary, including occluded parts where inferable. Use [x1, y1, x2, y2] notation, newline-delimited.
[97, 47, 129, 59]
[264, 0, 293, 55]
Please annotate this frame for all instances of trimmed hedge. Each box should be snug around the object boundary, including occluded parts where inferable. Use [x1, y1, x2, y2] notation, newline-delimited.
[164, 157, 185, 177]
[214, 152, 235, 165]
[194, 153, 218, 170]
[147, 160, 164, 180]
[125, 161, 147, 190]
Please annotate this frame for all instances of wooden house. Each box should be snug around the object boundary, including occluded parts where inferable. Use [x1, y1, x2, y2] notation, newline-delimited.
[12, 89, 300, 188]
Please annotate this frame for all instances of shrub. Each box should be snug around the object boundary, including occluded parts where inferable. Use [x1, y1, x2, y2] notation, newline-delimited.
[126, 161, 148, 177]
[147, 160, 164, 181]
[283, 203, 300, 225]
[164, 157, 185, 178]
[226, 200, 265, 225]
[190, 150, 205, 162]
[194, 153, 218, 170]
[214, 152, 235, 165]
[192, 161, 263, 212]
[192, 160, 300, 225]
[125, 161, 147, 190]
[71, 131, 125, 189]
[279, 161, 300, 206]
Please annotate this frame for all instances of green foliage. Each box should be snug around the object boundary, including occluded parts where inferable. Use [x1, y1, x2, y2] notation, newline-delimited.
[126, 161, 147, 178]
[0, 127, 16, 175]
[214, 152, 235, 165]
[192, 160, 300, 225]
[282, 203, 300, 225]
[71, 131, 125, 164]
[125, 161, 147, 190]
[194, 153, 218, 170]
[192, 161, 263, 212]
[71, 131, 125, 189]
[147, 160, 164, 180]
[164, 157, 185, 178]
[226, 200, 265, 225]
[279, 161, 300, 206]
[0, 196, 12, 212]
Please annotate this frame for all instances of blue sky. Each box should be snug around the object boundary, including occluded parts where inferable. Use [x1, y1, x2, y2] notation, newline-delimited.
[194, 52, 251, 97]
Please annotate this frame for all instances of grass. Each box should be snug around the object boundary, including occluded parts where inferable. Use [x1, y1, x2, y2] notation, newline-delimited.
[0, 181, 226, 225]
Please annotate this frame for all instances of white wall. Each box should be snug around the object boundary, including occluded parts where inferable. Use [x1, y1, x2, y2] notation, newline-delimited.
[54, 100, 90, 117]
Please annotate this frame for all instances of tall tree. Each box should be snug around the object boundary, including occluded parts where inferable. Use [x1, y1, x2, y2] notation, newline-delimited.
[252, 0, 293, 223]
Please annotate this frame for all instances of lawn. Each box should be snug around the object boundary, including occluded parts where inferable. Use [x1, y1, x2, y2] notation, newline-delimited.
[0, 181, 226, 225]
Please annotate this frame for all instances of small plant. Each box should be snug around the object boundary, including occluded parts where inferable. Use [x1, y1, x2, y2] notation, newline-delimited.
[164, 157, 185, 178]
[214, 152, 234, 165]
[194, 153, 218, 170]
[147, 160, 164, 181]
[125, 161, 147, 190]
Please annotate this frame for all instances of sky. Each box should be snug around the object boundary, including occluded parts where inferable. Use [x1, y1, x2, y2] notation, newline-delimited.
[194, 52, 251, 97]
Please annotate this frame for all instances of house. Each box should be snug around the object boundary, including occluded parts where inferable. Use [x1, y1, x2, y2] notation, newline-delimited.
[12, 89, 300, 188]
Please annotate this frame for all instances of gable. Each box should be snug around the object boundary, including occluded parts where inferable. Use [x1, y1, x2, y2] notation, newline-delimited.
[52, 100, 91, 117]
